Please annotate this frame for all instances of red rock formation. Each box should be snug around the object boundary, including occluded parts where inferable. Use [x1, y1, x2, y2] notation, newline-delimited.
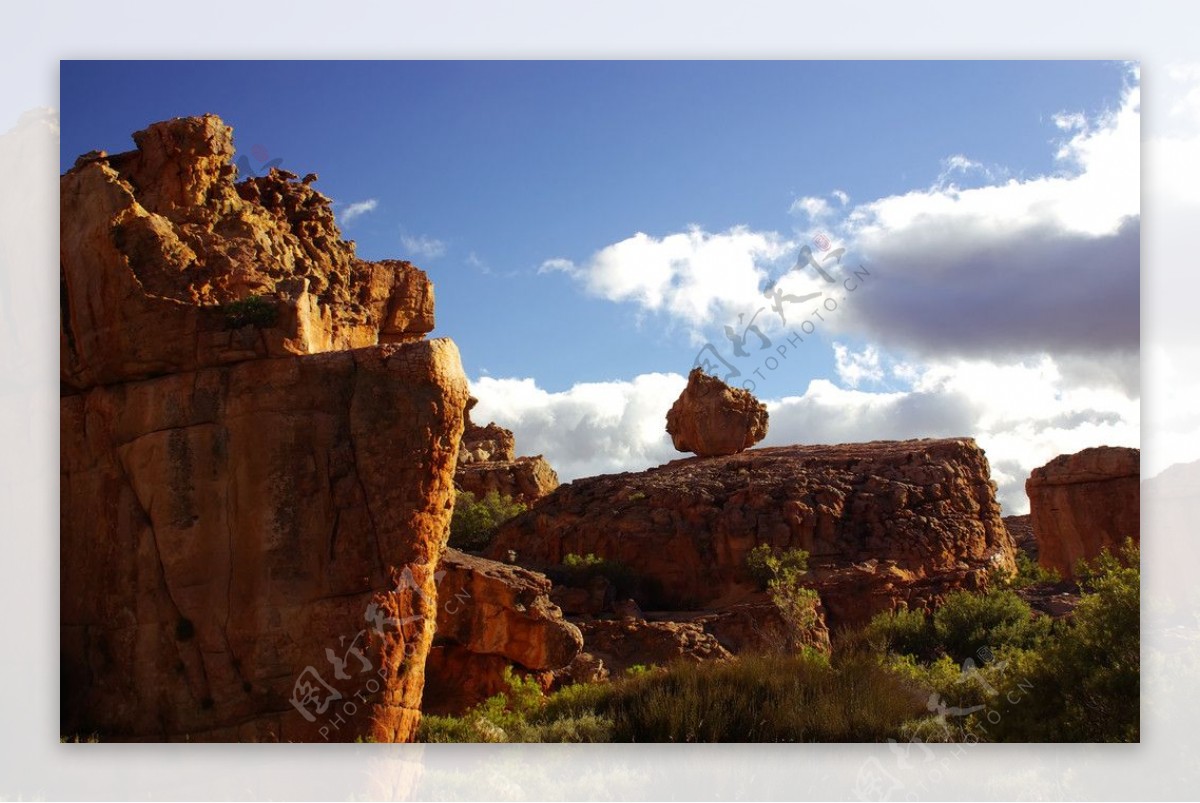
[666, 367, 768, 457]
[456, 456, 560, 506]
[574, 620, 732, 675]
[488, 438, 1015, 628]
[422, 549, 582, 714]
[61, 114, 434, 392]
[453, 401, 559, 506]
[1026, 446, 1140, 579]
[60, 116, 468, 742]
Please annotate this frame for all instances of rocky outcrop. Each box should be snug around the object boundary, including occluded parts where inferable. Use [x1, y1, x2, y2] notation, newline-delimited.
[666, 367, 768, 457]
[456, 456, 560, 506]
[574, 620, 731, 675]
[1003, 514, 1037, 560]
[489, 438, 1015, 628]
[60, 116, 469, 742]
[60, 114, 435, 392]
[1026, 446, 1140, 579]
[453, 401, 559, 506]
[421, 549, 582, 714]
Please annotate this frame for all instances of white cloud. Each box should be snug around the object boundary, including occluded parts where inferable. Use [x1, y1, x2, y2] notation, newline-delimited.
[469, 372, 687, 481]
[832, 343, 883, 388]
[832, 189, 850, 206]
[339, 198, 377, 224]
[789, 195, 831, 220]
[539, 226, 794, 329]
[401, 233, 446, 260]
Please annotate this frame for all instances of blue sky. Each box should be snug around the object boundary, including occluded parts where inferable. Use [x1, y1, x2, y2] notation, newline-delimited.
[60, 61, 1140, 511]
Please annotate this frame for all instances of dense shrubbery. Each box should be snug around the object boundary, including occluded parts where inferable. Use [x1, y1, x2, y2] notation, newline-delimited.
[1006, 551, 1063, 588]
[866, 588, 1051, 664]
[421, 542, 1139, 743]
[984, 541, 1139, 742]
[418, 653, 925, 743]
[448, 490, 525, 552]
[868, 541, 1140, 742]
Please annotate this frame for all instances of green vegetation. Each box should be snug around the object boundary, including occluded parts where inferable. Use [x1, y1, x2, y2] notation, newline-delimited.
[745, 544, 809, 589]
[745, 545, 820, 649]
[418, 653, 924, 743]
[219, 295, 278, 329]
[419, 541, 1139, 743]
[1006, 551, 1063, 589]
[449, 490, 526, 552]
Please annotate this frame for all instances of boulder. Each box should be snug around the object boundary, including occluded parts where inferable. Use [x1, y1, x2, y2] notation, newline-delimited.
[1026, 446, 1140, 579]
[455, 455, 560, 506]
[666, 367, 768, 457]
[489, 438, 1015, 628]
[421, 549, 582, 714]
[574, 620, 732, 675]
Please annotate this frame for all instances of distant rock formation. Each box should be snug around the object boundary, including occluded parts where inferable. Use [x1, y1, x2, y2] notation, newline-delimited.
[489, 438, 1016, 628]
[1026, 446, 1140, 579]
[422, 549, 582, 714]
[60, 115, 469, 742]
[666, 367, 769, 457]
[454, 400, 559, 505]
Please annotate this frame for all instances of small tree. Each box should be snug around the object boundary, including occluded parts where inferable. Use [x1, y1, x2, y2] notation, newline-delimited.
[746, 545, 819, 649]
[449, 490, 526, 552]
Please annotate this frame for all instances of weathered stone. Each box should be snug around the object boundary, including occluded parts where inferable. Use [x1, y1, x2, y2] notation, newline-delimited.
[1026, 446, 1140, 579]
[488, 438, 1015, 628]
[455, 455, 560, 506]
[60, 115, 468, 743]
[665, 367, 768, 457]
[575, 620, 732, 675]
[60, 340, 470, 742]
[60, 114, 435, 392]
[421, 549, 582, 714]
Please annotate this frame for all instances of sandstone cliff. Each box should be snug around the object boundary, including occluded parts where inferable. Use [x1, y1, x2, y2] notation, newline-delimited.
[1026, 446, 1140, 579]
[60, 115, 468, 742]
[489, 438, 1016, 627]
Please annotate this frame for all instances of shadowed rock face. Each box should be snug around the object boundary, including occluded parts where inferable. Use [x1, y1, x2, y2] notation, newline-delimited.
[489, 438, 1016, 627]
[60, 115, 468, 742]
[1026, 446, 1140, 579]
[666, 367, 768, 457]
[421, 549, 582, 715]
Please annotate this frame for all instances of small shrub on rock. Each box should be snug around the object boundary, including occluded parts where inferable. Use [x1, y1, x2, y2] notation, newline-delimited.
[449, 490, 526, 552]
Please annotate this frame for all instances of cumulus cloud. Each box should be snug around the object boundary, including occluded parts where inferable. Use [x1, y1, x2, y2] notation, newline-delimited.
[469, 373, 687, 481]
[832, 343, 884, 388]
[539, 226, 794, 330]
[545, 79, 1139, 394]
[339, 199, 377, 224]
[401, 233, 446, 259]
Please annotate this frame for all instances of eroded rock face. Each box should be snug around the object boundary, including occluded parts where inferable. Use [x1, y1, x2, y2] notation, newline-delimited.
[1026, 446, 1140, 579]
[453, 402, 559, 506]
[61, 114, 435, 391]
[665, 367, 768, 457]
[421, 549, 582, 714]
[489, 438, 1015, 628]
[61, 341, 469, 741]
[60, 115, 469, 742]
[574, 620, 732, 675]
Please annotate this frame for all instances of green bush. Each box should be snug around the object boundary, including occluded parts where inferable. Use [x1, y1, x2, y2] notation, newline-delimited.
[558, 552, 639, 597]
[604, 651, 924, 742]
[984, 540, 1139, 742]
[746, 544, 809, 589]
[866, 607, 937, 660]
[932, 588, 1052, 663]
[219, 295, 278, 329]
[449, 490, 525, 552]
[1006, 551, 1062, 588]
